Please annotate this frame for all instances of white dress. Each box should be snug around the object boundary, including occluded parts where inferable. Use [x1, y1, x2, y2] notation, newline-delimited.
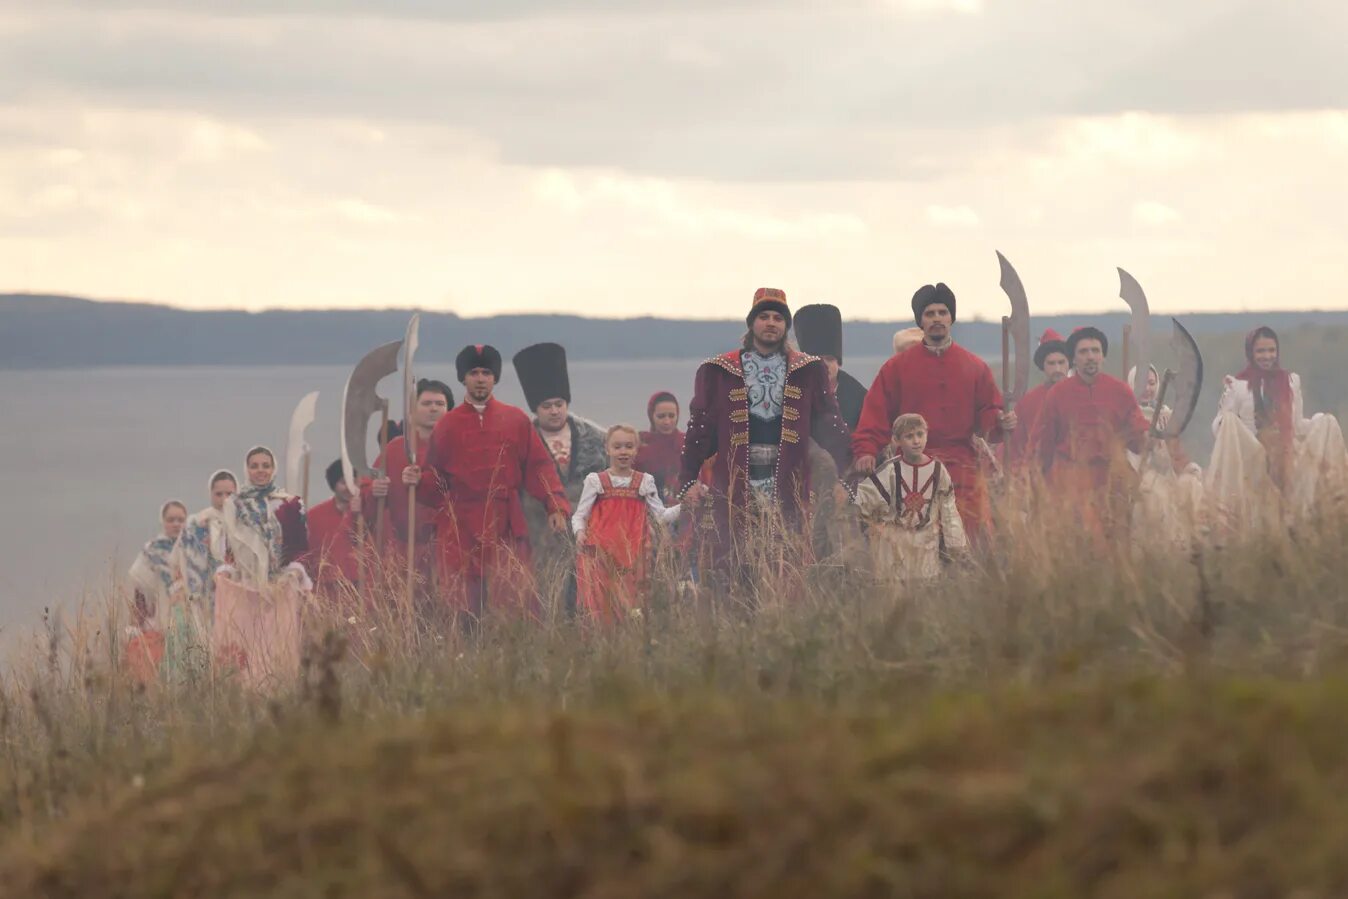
[1207, 372, 1348, 524]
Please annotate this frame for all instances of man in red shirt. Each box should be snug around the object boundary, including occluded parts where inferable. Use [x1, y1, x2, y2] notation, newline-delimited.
[852, 283, 1016, 541]
[1004, 328, 1071, 474]
[306, 459, 364, 604]
[406, 345, 570, 619]
[365, 378, 454, 599]
[1031, 327, 1149, 539]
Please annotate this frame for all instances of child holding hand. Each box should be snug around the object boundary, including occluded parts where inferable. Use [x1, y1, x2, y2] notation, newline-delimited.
[853, 413, 968, 583]
[572, 425, 682, 624]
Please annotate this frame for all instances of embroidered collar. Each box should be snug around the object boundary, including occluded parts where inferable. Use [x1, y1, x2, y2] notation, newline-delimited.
[705, 348, 822, 378]
[923, 337, 954, 357]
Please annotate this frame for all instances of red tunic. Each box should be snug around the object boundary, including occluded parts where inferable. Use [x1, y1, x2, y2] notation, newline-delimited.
[1032, 372, 1148, 507]
[361, 434, 441, 585]
[1004, 379, 1053, 472]
[419, 397, 570, 616]
[635, 430, 685, 503]
[852, 341, 1005, 536]
[577, 471, 651, 626]
[305, 498, 361, 600]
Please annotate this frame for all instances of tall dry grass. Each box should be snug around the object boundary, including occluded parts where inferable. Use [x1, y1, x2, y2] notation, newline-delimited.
[4, 482, 1348, 894]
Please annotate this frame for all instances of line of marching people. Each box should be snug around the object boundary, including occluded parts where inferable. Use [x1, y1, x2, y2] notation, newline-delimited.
[124, 286, 1348, 688]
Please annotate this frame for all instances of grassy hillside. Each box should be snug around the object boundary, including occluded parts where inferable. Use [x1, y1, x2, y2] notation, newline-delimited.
[4, 495, 1348, 895]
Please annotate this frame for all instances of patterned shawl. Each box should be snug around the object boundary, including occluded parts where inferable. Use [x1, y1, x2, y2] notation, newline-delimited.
[175, 507, 227, 600]
[224, 476, 297, 589]
[128, 534, 178, 605]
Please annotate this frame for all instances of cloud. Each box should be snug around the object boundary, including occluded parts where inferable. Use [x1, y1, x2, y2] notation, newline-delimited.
[926, 204, 981, 228]
[535, 169, 867, 240]
[0, 3, 1342, 182]
[1132, 200, 1180, 226]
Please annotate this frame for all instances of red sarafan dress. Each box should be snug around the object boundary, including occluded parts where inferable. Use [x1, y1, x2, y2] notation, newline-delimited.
[576, 471, 676, 625]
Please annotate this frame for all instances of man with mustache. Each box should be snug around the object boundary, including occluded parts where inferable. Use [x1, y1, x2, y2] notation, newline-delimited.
[680, 288, 852, 587]
[1031, 327, 1149, 540]
[852, 283, 1015, 542]
[408, 345, 570, 619]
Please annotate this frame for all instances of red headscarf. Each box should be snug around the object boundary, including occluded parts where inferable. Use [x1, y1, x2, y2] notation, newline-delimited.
[1235, 326, 1294, 480]
[636, 391, 684, 499]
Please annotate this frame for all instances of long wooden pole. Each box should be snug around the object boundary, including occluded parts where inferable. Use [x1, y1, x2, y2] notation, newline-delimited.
[1121, 323, 1132, 382]
[406, 424, 418, 609]
[1001, 316, 1012, 410]
[374, 407, 389, 558]
[301, 453, 310, 509]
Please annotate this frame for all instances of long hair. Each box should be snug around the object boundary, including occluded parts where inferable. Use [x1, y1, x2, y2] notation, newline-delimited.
[740, 330, 798, 353]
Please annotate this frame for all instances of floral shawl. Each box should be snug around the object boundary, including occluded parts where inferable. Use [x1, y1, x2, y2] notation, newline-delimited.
[128, 534, 178, 609]
[223, 480, 300, 589]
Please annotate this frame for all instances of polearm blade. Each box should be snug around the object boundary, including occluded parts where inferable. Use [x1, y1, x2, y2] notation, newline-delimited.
[340, 340, 403, 496]
[996, 251, 1032, 409]
[1160, 317, 1204, 439]
[402, 314, 421, 465]
[1118, 268, 1152, 401]
[285, 390, 319, 499]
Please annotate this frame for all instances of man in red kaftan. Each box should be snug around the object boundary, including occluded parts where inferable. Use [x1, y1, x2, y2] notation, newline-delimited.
[852, 283, 1016, 540]
[1031, 327, 1149, 539]
[306, 459, 363, 604]
[364, 379, 454, 597]
[409, 345, 570, 619]
[1003, 328, 1071, 474]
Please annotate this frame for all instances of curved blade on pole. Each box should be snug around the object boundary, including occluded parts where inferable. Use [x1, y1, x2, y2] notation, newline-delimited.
[402, 313, 421, 465]
[1160, 317, 1204, 439]
[285, 390, 320, 494]
[1118, 267, 1151, 400]
[340, 340, 403, 495]
[996, 251, 1032, 406]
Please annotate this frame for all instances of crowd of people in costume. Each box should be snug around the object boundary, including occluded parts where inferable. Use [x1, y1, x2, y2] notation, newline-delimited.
[124, 286, 1348, 687]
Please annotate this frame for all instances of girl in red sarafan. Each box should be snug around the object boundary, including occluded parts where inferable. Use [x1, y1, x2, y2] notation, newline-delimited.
[572, 425, 682, 625]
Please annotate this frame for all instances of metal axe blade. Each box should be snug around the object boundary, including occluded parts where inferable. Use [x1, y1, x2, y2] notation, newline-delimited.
[340, 340, 403, 494]
[1117, 268, 1152, 401]
[996, 251, 1032, 406]
[1159, 316, 1204, 439]
[285, 390, 319, 495]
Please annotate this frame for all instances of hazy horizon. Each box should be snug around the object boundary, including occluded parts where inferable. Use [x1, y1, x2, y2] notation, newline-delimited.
[4, 289, 1340, 322]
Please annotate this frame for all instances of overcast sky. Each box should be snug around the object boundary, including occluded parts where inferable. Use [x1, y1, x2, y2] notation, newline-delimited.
[1, 1, 1344, 319]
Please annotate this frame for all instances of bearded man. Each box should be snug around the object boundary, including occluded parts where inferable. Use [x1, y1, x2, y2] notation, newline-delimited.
[512, 342, 607, 613]
[852, 283, 1015, 541]
[680, 288, 851, 583]
[1031, 327, 1149, 539]
[409, 345, 569, 618]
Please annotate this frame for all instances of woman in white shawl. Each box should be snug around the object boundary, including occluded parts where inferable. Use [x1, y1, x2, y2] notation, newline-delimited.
[214, 446, 312, 689]
[124, 500, 187, 683]
[1208, 327, 1347, 525]
[163, 469, 236, 680]
[1126, 365, 1204, 552]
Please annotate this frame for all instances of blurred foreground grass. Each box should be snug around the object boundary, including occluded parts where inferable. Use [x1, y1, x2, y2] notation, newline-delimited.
[5, 496, 1348, 896]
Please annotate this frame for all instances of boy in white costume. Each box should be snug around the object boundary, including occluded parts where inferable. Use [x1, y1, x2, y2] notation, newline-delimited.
[853, 413, 968, 583]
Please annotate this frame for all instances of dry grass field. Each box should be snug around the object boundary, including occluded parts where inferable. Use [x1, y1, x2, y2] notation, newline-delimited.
[4, 332, 1348, 897]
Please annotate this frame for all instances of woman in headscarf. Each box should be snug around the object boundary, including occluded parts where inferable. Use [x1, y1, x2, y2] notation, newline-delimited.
[1126, 365, 1203, 552]
[635, 391, 685, 504]
[124, 500, 188, 684]
[1209, 326, 1346, 524]
[162, 469, 237, 680]
[175, 470, 237, 611]
[214, 446, 311, 689]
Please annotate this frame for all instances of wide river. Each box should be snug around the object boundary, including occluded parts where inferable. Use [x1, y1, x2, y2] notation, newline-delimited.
[0, 356, 890, 643]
